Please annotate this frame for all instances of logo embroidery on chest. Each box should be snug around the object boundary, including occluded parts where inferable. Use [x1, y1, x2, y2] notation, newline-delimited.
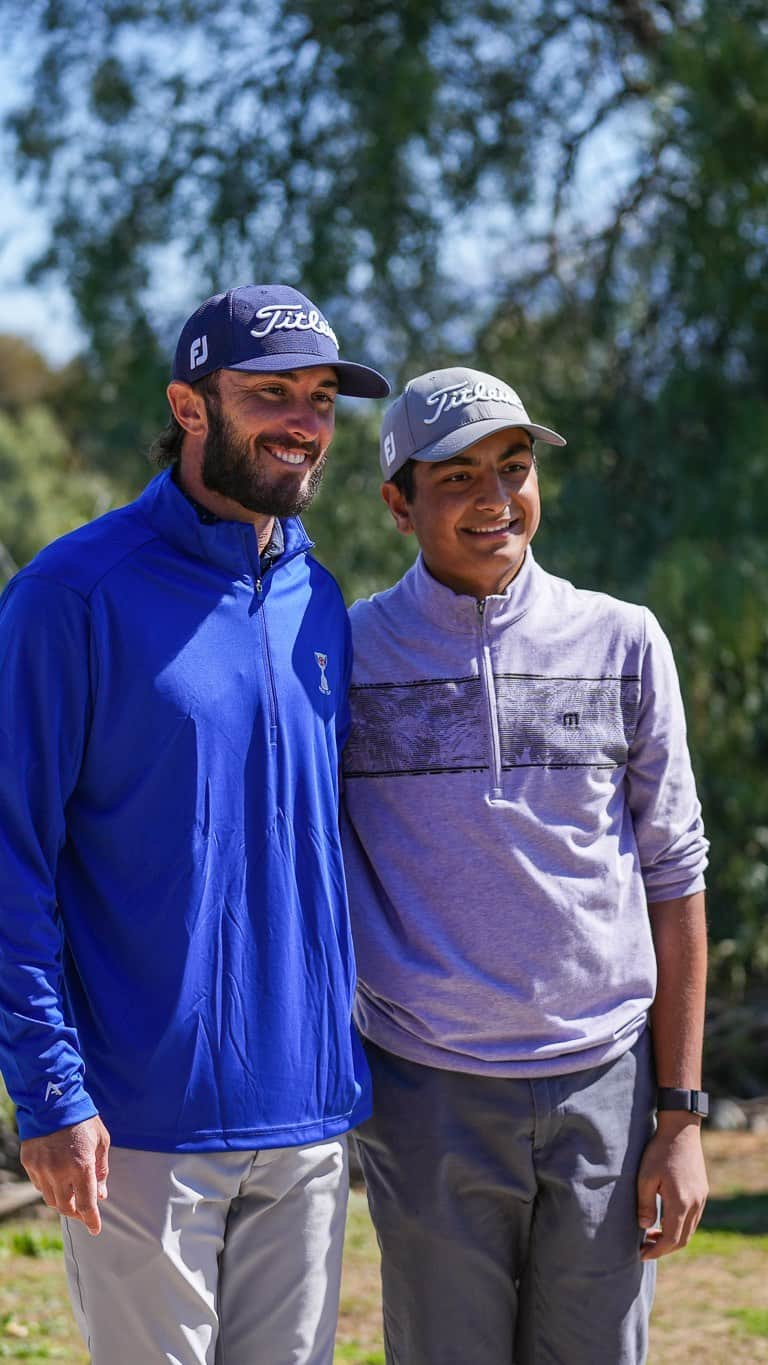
[315, 652, 331, 695]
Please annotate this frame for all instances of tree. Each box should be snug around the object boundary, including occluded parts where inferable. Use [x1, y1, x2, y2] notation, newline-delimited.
[0, 403, 116, 577]
[3, 1, 733, 378]
[3, 0, 768, 1012]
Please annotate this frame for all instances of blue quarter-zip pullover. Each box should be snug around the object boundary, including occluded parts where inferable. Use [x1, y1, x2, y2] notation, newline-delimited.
[0, 469, 370, 1149]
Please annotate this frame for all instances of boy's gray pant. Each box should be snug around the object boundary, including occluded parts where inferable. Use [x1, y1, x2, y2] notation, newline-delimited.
[62, 1137, 348, 1365]
[356, 1031, 656, 1365]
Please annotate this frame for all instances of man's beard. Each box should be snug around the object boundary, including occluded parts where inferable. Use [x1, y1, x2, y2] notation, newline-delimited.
[200, 398, 327, 517]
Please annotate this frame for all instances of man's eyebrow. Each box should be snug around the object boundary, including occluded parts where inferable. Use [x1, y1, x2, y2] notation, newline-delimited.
[234, 370, 340, 390]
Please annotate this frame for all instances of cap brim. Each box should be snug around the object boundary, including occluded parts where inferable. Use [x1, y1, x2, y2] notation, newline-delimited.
[416, 416, 565, 463]
[226, 353, 390, 399]
[380, 414, 566, 477]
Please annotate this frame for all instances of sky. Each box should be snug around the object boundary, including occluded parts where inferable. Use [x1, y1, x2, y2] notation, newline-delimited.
[0, 30, 643, 374]
[0, 52, 83, 364]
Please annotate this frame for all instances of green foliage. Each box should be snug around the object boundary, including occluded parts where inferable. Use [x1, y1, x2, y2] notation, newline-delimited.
[304, 407, 416, 603]
[702, 1192, 768, 1236]
[726, 1308, 768, 1339]
[0, 0, 682, 379]
[0, 405, 117, 576]
[5, 1231, 63, 1260]
[682, 1229, 768, 1259]
[0, 1076, 15, 1131]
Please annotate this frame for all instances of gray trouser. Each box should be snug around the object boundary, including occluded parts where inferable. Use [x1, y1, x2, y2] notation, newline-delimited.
[63, 1138, 348, 1365]
[356, 1032, 656, 1365]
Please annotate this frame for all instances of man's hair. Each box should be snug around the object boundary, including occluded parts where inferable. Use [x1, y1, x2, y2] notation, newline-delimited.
[386, 441, 537, 504]
[148, 372, 222, 467]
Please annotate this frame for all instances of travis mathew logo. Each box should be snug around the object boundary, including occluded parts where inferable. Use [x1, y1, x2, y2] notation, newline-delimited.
[250, 305, 339, 348]
[423, 379, 525, 425]
[315, 652, 331, 695]
[563, 712, 580, 728]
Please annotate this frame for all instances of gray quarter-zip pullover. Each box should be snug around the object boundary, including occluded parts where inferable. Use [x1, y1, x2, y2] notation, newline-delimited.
[341, 550, 707, 1077]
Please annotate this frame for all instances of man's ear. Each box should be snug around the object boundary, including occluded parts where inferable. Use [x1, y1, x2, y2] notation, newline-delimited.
[381, 481, 414, 535]
[166, 382, 209, 438]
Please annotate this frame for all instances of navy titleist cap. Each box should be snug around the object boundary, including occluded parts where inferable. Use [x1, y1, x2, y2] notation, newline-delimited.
[380, 366, 566, 477]
[172, 284, 390, 399]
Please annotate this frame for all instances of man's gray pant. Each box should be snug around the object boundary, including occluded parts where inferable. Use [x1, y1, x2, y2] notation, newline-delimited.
[356, 1031, 656, 1365]
[62, 1138, 348, 1365]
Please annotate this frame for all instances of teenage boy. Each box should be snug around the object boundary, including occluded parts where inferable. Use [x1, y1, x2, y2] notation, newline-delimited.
[341, 367, 709, 1365]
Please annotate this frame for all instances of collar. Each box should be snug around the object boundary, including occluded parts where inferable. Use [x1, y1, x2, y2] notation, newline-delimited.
[402, 547, 540, 633]
[170, 464, 285, 569]
[139, 469, 310, 579]
[260, 517, 285, 572]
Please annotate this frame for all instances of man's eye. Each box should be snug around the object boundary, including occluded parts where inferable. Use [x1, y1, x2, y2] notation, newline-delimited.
[314, 393, 336, 406]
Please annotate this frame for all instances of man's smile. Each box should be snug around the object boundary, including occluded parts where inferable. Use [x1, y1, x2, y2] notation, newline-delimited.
[262, 443, 312, 467]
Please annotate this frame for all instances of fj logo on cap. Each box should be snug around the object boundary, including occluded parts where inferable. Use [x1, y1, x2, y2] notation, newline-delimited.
[383, 432, 397, 468]
[190, 336, 209, 369]
[423, 379, 525, 425]
[315, 652, 331, 696]
[250, 304, 339, 348]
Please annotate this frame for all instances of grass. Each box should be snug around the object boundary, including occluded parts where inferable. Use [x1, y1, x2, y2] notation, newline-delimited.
[0, 1130, 764, 1362]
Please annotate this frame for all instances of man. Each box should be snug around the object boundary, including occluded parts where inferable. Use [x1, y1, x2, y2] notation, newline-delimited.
[0, 283, 390, 1364]
[341, 367, 709, 1364]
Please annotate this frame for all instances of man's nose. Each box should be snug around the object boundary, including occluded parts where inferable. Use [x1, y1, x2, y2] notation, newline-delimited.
[284, 399, 323, 442]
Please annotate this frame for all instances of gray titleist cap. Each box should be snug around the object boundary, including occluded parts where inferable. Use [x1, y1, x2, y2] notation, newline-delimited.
[380, 366, 566, 478]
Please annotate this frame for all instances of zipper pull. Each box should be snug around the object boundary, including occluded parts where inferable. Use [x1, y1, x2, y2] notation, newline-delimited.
[255, 578, 263, 594]
[477, 598, 486, 618]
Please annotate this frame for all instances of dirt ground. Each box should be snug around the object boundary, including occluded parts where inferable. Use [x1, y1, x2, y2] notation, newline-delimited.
[336, 1130, 768, 1364]
[0, 1130, 765, 1363]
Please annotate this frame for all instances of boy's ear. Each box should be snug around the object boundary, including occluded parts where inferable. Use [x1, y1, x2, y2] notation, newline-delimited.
[381, 481, 414, 535]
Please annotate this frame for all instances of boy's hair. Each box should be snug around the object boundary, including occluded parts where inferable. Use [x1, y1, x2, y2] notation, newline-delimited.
[388, 458, 417, 503]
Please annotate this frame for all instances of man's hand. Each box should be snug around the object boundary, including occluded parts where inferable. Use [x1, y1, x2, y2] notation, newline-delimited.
[636, 1114, 708, 1260]
[20, 1117, 110, 1236]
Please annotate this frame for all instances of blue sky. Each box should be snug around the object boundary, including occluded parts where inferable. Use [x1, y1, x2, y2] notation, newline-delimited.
[0, 33, 643, 373]
[0, 52, 83, 364]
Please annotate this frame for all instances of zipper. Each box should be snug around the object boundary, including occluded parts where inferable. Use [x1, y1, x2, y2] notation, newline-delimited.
[248, 519, 313, 749]
[253, 565, 278, 747]
[477, 599, 503, 800]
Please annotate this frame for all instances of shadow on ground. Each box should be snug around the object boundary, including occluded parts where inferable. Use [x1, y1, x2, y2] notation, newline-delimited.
[701, 1192, 768, 1235]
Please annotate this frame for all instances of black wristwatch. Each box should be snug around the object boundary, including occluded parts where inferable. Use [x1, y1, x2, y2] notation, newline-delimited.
[656, 1087, 709, 1118]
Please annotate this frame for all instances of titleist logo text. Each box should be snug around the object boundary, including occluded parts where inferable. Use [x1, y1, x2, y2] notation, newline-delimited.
[423, 380, 524, 425]
[250, 305, 339, 348]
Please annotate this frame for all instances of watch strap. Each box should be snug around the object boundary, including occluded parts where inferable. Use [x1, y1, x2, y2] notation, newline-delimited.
[656, 1087, 709, 1118]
